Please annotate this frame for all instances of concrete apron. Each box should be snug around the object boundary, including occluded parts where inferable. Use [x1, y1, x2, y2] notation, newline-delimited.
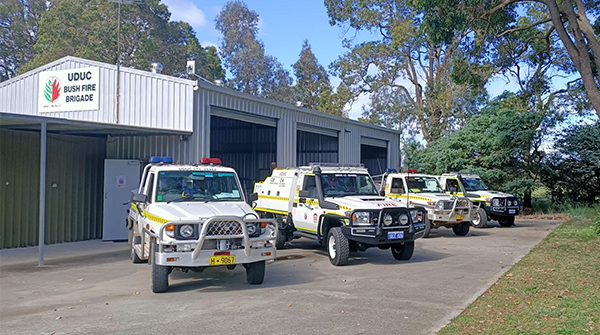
[0, 220, 561, 335]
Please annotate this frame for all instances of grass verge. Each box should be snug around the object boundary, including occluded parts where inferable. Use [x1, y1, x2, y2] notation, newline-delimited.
[439, 207, 600, 334]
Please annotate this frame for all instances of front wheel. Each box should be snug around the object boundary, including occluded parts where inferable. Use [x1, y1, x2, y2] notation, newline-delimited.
[151, 242, 169, 293]
[391, 242, 414, 261]
[422, 217, 431, 238]
[327, 227, 349, 266]
[471, 207, 488, 229]
[245, 261, 266, 285]
[452, 222, 470, 236]
[498, 217, 515, 227]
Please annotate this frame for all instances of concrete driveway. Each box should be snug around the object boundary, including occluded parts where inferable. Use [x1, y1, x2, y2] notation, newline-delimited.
[0, 220, 560, 335]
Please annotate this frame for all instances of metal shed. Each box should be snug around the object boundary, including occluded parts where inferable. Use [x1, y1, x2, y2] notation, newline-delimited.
[1, 56, 400, 251]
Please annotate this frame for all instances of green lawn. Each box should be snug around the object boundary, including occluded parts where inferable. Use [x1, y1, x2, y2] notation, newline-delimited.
[439, 207, 600, 335]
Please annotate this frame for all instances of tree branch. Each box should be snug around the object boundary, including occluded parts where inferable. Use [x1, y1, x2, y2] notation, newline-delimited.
[496, 18, 552, 37]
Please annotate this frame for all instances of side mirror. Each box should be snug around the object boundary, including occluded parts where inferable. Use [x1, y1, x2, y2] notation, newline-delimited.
[248, 192, 259, 203]
[131, 191, 147, 203]
[379, 189, 385, 196]
[298, 190, 310, 198]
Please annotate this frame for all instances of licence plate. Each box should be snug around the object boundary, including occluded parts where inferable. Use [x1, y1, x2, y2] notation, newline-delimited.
[387, 231, 404, 239]
[509, 209, 516, 214]
[455, 214, 465, 221]
[209, 255, 236, 266]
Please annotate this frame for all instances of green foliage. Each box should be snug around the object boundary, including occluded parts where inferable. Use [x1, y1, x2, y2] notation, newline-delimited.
[21, 0, 223, 80]
[215, 0, 293, 103]
[595, 212, 600, 236]
[325, 0, 491, 144]
[292, 39, 347, 116]
[541, 122, 600, 206]
[0, 0, 50, 81]
[414, 105, 542, 194]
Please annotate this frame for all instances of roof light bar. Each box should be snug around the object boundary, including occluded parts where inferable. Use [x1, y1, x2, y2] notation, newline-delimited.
[386, 168, 398, 173]
[407, 169, 418, 173]
[149, 156, 173, 163]
[200, 157, 222, 165]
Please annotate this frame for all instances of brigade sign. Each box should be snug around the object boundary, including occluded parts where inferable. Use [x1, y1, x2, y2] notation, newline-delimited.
[38, 67, 100, 113]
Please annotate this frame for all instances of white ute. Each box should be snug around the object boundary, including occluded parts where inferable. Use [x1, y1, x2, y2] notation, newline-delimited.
[252, 164, 426, 266]
[127, 156, 277, 293]
[377, 169, 473, 237]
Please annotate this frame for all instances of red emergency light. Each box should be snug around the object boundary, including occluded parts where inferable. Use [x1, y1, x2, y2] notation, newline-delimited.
[407, 169, 418, 173]
[200, 157, 222, 165]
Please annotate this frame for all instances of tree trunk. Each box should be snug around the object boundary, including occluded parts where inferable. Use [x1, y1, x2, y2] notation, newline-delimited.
[524, 190, 532, 211]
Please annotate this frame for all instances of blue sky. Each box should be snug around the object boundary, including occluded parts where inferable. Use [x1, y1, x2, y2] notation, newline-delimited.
[161, 0, 597, 126]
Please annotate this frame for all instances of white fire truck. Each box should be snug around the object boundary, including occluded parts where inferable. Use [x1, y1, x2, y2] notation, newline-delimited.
[377, 169, 473, 237]
[438, 172, 521, 228]
[252, 164, 426, 266]
[127, 156, 277, 293]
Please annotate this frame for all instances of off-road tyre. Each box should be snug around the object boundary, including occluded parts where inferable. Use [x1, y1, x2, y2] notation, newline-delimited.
[327, 227, 349, 266]
[391, 242, 414, 261]
[471, 207, 488, 229]
[498, 216, 516, 227]
[275, 228, 287, 249]
[245, 260, 266, 285]
[422, 218, 431, 238]
[151, 242, 169, 293]
[452, 222, 470, 236]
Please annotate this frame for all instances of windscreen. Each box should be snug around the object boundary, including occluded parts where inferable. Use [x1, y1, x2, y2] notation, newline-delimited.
[461, 177, 488, 191]
[155, 171, 242, 202]
[406, 176, 443, 193]
[320, 173, 378, 197]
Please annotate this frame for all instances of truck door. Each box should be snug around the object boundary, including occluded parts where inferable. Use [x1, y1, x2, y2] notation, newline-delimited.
[444, 178, 463, 196]
[293, 175, 320, 234]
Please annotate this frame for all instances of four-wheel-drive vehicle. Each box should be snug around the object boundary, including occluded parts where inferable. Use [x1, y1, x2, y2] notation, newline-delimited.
[127, 156, 277, 293]
[252, 164, 426, 266]
[438, 172, 521, 228]
[377, 170, 473, 237]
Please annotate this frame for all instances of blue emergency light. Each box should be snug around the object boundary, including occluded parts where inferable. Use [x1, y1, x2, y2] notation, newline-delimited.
[386, 168, 398, 173]
[149, 156, 173, 163]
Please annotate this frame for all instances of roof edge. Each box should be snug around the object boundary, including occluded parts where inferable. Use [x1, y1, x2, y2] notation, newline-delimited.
[194, 80, 401, 135]
[0, 56, 195, 89]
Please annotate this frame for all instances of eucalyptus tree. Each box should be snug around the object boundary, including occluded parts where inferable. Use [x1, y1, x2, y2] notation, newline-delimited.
[325, 0, 492, 144]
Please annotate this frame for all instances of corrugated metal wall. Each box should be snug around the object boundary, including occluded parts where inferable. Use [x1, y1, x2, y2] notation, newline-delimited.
[192, 81, 400, 169]
[106, 134, 191, 164]
[0, 130, 105, 248]
[297, 130, 339, 165]
[0, 56, 194, 132]
[210, 116, 277, 192]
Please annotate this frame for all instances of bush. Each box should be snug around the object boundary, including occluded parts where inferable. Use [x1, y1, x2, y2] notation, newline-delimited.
[595, 212, 600, 236]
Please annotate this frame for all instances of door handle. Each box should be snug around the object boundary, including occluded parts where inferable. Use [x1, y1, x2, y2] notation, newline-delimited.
[105, 192, 108, 199]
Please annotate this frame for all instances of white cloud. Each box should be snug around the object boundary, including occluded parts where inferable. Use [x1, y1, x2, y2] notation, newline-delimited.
[201, 41, 219, 51]
[163, 0, 207, 30]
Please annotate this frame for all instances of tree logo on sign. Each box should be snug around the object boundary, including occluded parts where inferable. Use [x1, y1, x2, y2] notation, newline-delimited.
[44, 76, 61, 103]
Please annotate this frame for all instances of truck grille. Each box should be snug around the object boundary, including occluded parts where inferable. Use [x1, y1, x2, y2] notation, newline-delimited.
[455, 199, 470, 208]
[205, 220, 243, 236]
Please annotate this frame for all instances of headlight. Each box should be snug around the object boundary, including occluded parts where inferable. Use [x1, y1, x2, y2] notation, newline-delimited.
[352, 212, 371, 226]
[246, 223, 258, 235]
[492, 198, 504, 206]
[399, 214, 409, 225]
[507, 200, 512, 206]
[435, 201, 444, 210]
[410, 209, 423, 223]
[179, 225, 194, 238]
[165, 224, 175, 238]
[383, 214, 393, 226]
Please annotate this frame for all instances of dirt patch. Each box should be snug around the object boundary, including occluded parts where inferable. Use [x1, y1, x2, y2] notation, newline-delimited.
[517, 213, 570, 221]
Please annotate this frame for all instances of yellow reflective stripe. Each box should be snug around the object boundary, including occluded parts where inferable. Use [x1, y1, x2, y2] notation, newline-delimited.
[339, 205, 352, 211]
[254, 207, 288, 215]
[142, 211, 169, 224]
[258, 195, 289, 201]
[293, 198, 320, 205]
[386, 194, 432, 202]
[296, 226, 318, 233]
[131, 203, 138, 211]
